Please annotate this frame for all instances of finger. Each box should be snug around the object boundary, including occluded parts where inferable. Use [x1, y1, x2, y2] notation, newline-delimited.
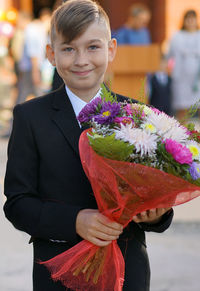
[132, 215, 141, 223]
[148, 208, 157, 219]
[156, 208, 166, 217]
[133, 211, 148, 223]
[94, 231, 120, 242]
[93, 221, 122, 237]
[97, 214, 123, 231]
[139, 211, 149, 221]
[91, 237, 112, 247]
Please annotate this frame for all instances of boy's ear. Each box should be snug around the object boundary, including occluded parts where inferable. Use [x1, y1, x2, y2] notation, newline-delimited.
[46, 44, 56, 66]
[108, 38, 117, 63]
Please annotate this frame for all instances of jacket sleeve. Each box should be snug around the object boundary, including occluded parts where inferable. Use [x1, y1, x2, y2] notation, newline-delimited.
[138, 208, 174, 233]
[4, 104, 82, 245]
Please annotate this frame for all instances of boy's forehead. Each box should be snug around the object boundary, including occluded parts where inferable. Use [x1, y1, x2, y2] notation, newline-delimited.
[54, 19, 110, 45]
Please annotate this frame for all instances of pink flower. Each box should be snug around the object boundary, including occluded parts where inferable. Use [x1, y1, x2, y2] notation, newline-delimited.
[114, 116, 134, 125]
[165, 139, 192, 164]
[124, 104, 145, 119]
[124, 104, 132, 115]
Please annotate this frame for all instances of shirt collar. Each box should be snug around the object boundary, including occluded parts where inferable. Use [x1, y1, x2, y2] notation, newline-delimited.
[65, 85, 101, 118]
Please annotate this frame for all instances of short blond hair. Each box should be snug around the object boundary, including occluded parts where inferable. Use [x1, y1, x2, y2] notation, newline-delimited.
[50, 0, 111, 45]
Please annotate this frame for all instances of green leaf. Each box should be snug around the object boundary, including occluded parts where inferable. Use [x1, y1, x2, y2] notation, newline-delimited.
[180, 99, 200, 123]
[88, 133, 134, 161]
[192, 178, 200, 186]
[100, 84, 117, 103]
[185, 122, 195, 131]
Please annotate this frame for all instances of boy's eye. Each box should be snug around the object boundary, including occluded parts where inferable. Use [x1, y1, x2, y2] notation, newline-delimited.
[88, 45, 99, 50]
[64, 47, 74, 52]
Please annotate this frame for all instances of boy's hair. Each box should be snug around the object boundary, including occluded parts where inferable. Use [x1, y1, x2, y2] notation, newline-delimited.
[50, 0, 111, 45]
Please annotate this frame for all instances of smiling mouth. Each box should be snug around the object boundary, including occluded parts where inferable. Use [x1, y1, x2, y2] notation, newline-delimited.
[72, 70, 93, 76]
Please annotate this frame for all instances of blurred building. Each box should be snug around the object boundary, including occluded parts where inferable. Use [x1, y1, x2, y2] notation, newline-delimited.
[1, 0, 197, 50]
[103, 0, 200, 50]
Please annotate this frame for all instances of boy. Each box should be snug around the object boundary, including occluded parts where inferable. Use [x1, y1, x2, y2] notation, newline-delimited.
[4, 1, 173, 290]
[150, 56, 172, 116]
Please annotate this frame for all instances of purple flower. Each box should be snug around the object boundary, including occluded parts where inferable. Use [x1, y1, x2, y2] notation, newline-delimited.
[77, 97, 102, 123]
[94, 101, 121, 124]
[189, 162, 200, 180]
[165, 139, 192, 165]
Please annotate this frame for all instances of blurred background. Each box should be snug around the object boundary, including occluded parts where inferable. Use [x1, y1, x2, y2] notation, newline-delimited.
[0, 0, 200, 290]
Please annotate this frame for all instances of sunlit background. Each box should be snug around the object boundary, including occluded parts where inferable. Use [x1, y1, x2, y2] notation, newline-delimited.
[0, 1, 200, 290]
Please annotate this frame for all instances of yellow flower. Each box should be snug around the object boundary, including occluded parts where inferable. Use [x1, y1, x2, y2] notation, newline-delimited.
[102, 111, 111, 117]
[188, 144, 200, 159]
[143, 123, 156, 133]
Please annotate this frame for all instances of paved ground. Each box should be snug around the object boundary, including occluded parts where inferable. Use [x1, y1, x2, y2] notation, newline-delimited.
[0, 138, 32, 291]
[1, 137, 200, 291]
[147, 223, 200, 291]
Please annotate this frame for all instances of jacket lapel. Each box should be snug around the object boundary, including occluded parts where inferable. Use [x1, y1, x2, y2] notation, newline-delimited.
[51, 85, 82, 156]
[50, 84, 130, 156]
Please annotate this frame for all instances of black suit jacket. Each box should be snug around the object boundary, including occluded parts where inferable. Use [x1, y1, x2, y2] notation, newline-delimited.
[4, 85, 173, 291]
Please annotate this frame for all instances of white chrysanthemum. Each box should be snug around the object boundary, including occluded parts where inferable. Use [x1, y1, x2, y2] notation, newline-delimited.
[142, 105, 153, 115]
[186, 140, 200, 161]
[114, 123, 158, 157]
[145, 111, 189, 143]
[163, 126, 190, 143]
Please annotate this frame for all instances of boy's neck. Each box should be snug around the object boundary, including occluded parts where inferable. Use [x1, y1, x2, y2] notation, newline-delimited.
[65, 85, 101, 103]
[65, 84, 101, 103]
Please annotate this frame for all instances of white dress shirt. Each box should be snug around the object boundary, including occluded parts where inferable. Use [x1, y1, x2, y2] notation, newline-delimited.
[65, 85, 101, 125]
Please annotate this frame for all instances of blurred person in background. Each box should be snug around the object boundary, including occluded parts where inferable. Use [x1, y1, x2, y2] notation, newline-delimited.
[0, 9, 52, 138]
[113, 3, 151, 45]
[8, 11, 32, 112]
[0, 21, 17, 137]
[167, 10, 200, 121]
[10, 12, 32, 81]
[23, 8, 52, 101]
[12, 8, 51, 105]
[149, 55, 172, 116]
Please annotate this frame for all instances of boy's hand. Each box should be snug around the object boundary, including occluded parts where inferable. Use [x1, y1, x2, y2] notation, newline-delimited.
[132, 208, 171, 224]
[76, 209, 123, 247]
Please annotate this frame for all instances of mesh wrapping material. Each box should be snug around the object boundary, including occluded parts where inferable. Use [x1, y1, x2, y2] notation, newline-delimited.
[40, 129, 200, 291]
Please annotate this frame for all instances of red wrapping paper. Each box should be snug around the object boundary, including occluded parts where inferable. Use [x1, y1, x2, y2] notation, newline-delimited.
[40, 129, 200, 291]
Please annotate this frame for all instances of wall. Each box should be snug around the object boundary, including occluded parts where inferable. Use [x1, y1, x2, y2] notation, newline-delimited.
[150, 0, 166, 43]
[12, 0, 32, 12]
[166, 0, 200, 41]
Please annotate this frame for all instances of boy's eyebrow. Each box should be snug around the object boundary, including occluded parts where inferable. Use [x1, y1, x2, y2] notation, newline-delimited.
[60, 39, 103, 45]
[87, 39, 102, 43]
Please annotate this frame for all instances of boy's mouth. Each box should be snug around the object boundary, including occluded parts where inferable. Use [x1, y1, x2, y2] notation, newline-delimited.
[72, 70, 93, 76]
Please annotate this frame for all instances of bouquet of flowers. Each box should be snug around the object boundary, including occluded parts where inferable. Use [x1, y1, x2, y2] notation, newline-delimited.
[41, 86, 200, 291]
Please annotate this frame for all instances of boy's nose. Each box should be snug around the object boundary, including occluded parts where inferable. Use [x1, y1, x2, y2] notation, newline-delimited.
[74, 51, 89, 66]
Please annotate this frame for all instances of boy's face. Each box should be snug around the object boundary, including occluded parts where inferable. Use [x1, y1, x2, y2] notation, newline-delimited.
[47, 21, 116, 100]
